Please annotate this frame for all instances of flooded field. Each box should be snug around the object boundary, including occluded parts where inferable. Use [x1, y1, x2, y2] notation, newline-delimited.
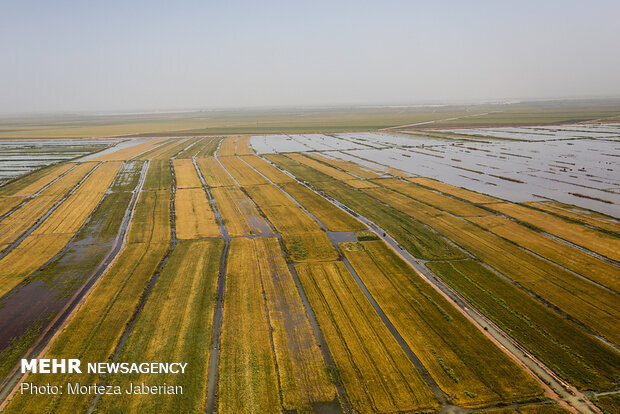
[252, 124, 620, 217]
[0, 139, 116, 183]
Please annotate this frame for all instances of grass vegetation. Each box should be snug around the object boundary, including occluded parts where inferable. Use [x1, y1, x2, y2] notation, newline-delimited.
[254, 237, 336, 411]
[427, 259, 620, 392]
[487, 202, 620, 261]
[209, 186, 271, 237]
[218, 238, 281, 413]
[295, 260, 440, 413]
[469, 215, 620, 292]
[97, 239, 223, 413]
[592, 393, 620, 414]
[127, 190, 171, 243]
[281, 232, 339, 262]
[194, 137, 222, 157]
[195, 157, 237, 187]
[341, 240, 543, 407]
[174, 188, 220, 239]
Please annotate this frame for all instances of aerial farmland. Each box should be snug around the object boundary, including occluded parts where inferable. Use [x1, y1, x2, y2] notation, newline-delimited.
[0, 115, 617, 414]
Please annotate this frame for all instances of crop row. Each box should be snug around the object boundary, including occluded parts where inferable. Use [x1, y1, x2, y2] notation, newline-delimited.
[428, 259, 620, 392]
[341, 240, 543, 407]
[97, 239, 223, 413]
[3, 171, 172, 413]
[362, 185, 620, 346]
[266, 154, 465, 260]
[209, 185, 271, 237]
[195, 158, 237, 187]
[295, 260, 439, 412]
[92, 138, 166, 162]
[174, 188, 220, 239]
[216, 136, 238, 157]
[172, 158, 203, 189]
[0, 162, 96, 247]
[469, 215, 619, 292]
[486, 202, 620, 262]
[525, 201, 619, 234]
[305, 152, 384, 179]
[218, 156, 269, 186]
[0, 162, 74, 197]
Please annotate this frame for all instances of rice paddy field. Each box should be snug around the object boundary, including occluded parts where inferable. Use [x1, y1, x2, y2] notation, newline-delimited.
[0, 113, 617, 413]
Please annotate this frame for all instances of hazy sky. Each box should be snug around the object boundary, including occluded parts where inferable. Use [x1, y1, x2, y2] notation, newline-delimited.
[2, 0, 619, 113]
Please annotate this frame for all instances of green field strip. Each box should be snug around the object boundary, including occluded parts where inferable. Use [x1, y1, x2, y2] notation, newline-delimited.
[341, 240, 543, 408]
[426, 259, 620, 392]
[142, 159, 173, 191]
[97, 239, 223, 413]
[218, 238, 281, 413]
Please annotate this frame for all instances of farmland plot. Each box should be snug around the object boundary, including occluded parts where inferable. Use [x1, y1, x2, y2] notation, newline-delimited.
[341, 240, 543, 407]
[195, 157, 237, 187]
[0, 162, 74, 197]
[218, 156, 269, 186]
[209, 185, 271, 237]
[173, 158, 203, 189]
[295, 261, 440, 413]
[174, 188, 219, 239]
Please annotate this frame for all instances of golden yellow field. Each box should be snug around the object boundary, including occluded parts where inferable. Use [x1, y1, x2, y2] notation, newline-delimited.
[408, 177, 500, 204]
[525, 201, 619, 233]
[255, 237, 336, 411]
[218, 238, 281, 413]
[195, 157, 237, 187]
[0, 162, 96, 245]
[295, 261, 440, 413]
[239, 154, 295, 184]
[0, 163, 74, 197]
[376, 178, 490, 217]
[363, 186, 620, 345]
[174, 188, 220, 239]
[235, 136, 254, 155]
[469, 215, 620, 292]
[287, 153, 358, 181]
[0, 233, 74, 298]
[32, 161, 122, 235]
[209, 186, 270, 237]
[217, 136, 238, 156]
[280, 181, 366, 231]
[92, 138, 166, 161]
[218, 156, 270, 186]
[135, 138, 190, 160]
[488, 202, 620, 261]
[341, 240, 543, 408]
[172, 158, 203, 188]
[0, 197, 24, 218]
[305, 153, 383, 179]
